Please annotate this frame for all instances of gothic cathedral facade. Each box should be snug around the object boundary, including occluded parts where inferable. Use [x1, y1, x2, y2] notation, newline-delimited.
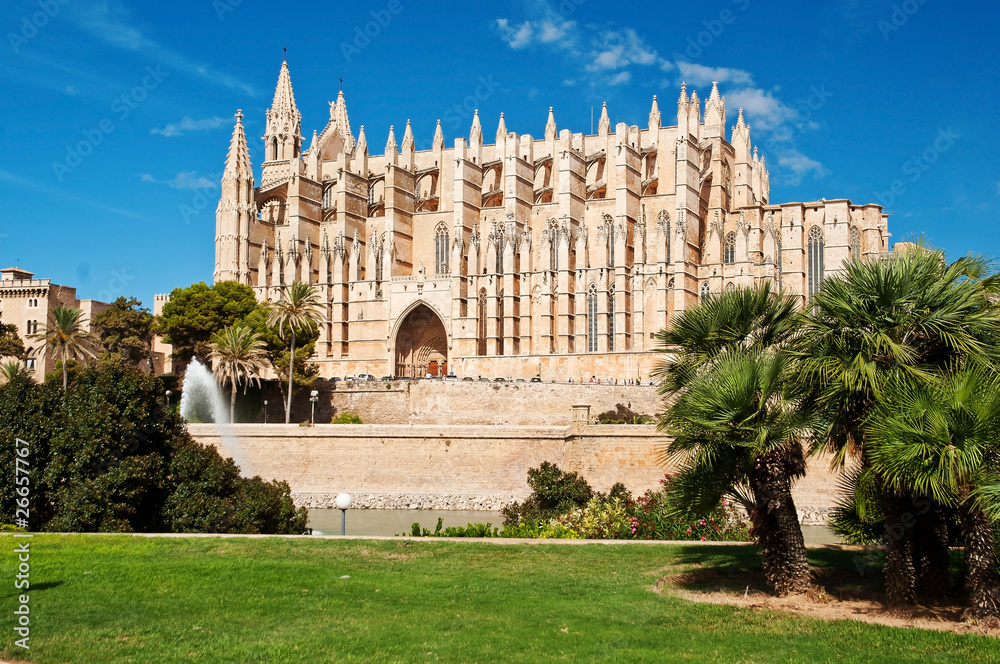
[214, 59, 890, 380]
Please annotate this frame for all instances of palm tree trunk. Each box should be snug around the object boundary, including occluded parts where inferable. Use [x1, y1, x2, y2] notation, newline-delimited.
[882, 490, 918, 606]
[749, 448, 810, 596]
[961, 501, 1000, 619]
[285, 329, 296, 424]
[230, 381, 237, 424]
[62, 346, 68, 390]
[915, 501, 952, 601]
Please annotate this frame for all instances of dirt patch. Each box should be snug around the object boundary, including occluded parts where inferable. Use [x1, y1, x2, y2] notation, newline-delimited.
[655, 564, 1000, 637]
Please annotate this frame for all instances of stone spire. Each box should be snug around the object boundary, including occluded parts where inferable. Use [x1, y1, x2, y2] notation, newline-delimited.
[545, 107, 557, 140]
[401, 119, 415, 153]
[704, 81, 725, 138]
[678, 82, 688, 107]
[264, 58, 302, 161]
[385, 124, 398, 163]
[648, 95, 660, 131]
[432, 119, 445, 151]
[496, 112, 507, 143]
[215, 110, 256, 285]
[355, 124, 368, 155]
[328, 88, 355, 154]
[470, 109, 482, 146]
[598, 102, 610, 135]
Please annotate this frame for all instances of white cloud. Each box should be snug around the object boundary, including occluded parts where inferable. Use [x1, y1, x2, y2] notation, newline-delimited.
[996, 180, 1000, 195]
[496, 18, 535, 49]
[539, 19, 575, 44]
[140, 171, 218, 190]
[726, 87, 798, 133]
[588, 29, 658, 71]
[776, 150, 827, 185]
[608, 71, 631, 86]
[676, 62, 754, 87]
[64, 85, 78, 96]
[151, 116, 227, 137]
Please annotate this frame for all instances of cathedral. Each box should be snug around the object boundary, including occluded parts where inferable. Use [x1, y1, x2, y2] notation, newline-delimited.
[213, 59, 890, 380]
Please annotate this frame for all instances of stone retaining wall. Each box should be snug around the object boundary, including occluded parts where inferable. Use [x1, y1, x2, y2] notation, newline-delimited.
[188, 422, 840, 525]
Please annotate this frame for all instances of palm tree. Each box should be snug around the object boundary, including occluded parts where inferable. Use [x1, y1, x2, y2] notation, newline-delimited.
[266, 282, 324, 423]
[867, 369, 1000, 619]
[0, 359, 25, 384]
[208, 323, 268, 423]
[655, 283, 813, 596]
[802, 247, 1000, 605]
[29, 306, 99, 390]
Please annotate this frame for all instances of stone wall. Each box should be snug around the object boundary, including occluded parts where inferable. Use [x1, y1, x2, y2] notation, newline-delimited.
[188, 422, 839, 524]
[262, 380, 665, 426]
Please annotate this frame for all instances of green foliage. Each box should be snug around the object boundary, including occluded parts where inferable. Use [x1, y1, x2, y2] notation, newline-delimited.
[0, 363, 307, 534]
[331, 411, 363, 424]
[0, 311, 26, 361]
[594, 403, 653, 424]
[91, 296, 154, 367]
[501, 461, 594, 527]
[155, 281, 258, 369]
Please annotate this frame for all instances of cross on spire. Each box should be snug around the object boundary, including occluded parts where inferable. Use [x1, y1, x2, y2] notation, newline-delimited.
[339, 76, 343, 91]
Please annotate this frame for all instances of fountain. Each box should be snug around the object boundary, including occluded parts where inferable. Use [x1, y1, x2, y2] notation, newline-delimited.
[180, 359, 251, 476]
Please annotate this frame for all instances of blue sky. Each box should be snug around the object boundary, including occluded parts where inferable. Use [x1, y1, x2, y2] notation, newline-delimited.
[1, 0, 997, 306]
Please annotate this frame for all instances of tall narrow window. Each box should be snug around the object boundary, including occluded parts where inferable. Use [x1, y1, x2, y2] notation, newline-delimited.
[322, 185, 333, 210]
[435, 223, 449, 274]
[497, 290, 505, 356]
[367, 183, 375, 206]
[850, 226, 861, 262]
[550, 231, 559, 271]
[699, 282, 711, 303]
[608, 221, 616, 268]
[587, 284, 599, 352]
[608, 284, 616, 351]
[495, 240, 504, 274]
[374, 243, 383, 284]
[477, 289, 487, 356]
[724, 232, 736, 265]
[807, 226, 825, 299]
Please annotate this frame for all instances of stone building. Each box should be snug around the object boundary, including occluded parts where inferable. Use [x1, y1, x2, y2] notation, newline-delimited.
[213, 59, 890, 380]
[0, 267, 113, 381]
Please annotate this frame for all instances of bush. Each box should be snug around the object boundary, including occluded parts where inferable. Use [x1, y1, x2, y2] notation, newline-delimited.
[0, 364, 308, 534]
[501, 462, 593, 527]
[331, 412, 363, 424]
[405, 518, 580, 539]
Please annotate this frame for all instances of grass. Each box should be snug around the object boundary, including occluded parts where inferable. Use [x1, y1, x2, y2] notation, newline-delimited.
[1, 535, 998, 663]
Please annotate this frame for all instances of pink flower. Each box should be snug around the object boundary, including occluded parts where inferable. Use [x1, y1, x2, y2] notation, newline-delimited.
[685, 527, 692, 534]
[701, 536, 707, 542]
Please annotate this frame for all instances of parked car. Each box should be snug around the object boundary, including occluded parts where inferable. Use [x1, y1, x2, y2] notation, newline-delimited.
[493, 377, 506, 382]
[380, 376, 393, 381]
[343, 375, 356, 381]
[530, 377, 542, 383]
[477, 377, 491, 382]
[462, 376, 475, 381]
[444, 374, 458, 380]
[515, 378, 526, 383]
[357, 373, 375, 381]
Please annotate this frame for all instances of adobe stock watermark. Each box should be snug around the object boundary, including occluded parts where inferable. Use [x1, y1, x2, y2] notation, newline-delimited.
[340, 0, 404, 63]
[873, 127, 959, 209]
[213, 0, 243, 21]
[95, 266, 136, 303]
[178, 171, 222, 224]
[763, 84, 834, 153]
[7, 0, 72, 55]
[852, 494, 931, 577]
[52, 65, 169, 182]
[877, 0, 930, 41]
[443, 75, 502, 132]
[12, 437, 32, 651]
[671, 0, 751, 62]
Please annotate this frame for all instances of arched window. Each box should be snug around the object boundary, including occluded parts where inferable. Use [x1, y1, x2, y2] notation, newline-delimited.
[435, 224, 449, 274]
[497, 289, 505, 356]
[725, 282, 736, 293]
[477, 289, 487, 356]
[587, 284, 599, 352]
[850, 226, 861, 262]
[724, 232, 736, 265]
[807, 226, 825, 299]
[699, 282, 711, 303]
[322, 185, 334, 210]
[608, 283, 616, 351]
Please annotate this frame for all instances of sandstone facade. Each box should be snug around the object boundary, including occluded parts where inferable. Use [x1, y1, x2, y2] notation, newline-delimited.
[205, 59, 891, 381]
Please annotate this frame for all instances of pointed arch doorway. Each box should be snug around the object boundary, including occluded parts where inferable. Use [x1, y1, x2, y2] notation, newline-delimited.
[393, 303, 448, 378]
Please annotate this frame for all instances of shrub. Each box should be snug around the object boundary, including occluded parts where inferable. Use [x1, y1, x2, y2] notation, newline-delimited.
[331, 412, 363, 424]
[501, 462, 593, 527]
[624, 475, 751, 541]
[0, 364, 308, 534]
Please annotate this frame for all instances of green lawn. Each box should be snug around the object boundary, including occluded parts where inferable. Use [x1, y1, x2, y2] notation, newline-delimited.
[1, 535, 997, 663]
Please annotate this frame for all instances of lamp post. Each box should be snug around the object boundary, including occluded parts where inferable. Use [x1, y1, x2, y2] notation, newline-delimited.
[335, 493, 352, 536]
[263, 400, 268, 424]
[165, 390, 172, 410]
[310, 390, 319, 425]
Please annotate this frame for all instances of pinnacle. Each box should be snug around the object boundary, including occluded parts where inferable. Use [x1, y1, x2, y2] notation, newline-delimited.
[223, 110, 253, 180]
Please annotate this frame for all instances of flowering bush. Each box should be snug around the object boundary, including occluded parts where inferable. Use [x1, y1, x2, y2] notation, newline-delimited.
[623, 475, 751, 542]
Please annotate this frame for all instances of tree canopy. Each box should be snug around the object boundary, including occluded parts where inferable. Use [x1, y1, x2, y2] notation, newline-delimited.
[155, 281, 258, 370]
[92, 296, 154, 367]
